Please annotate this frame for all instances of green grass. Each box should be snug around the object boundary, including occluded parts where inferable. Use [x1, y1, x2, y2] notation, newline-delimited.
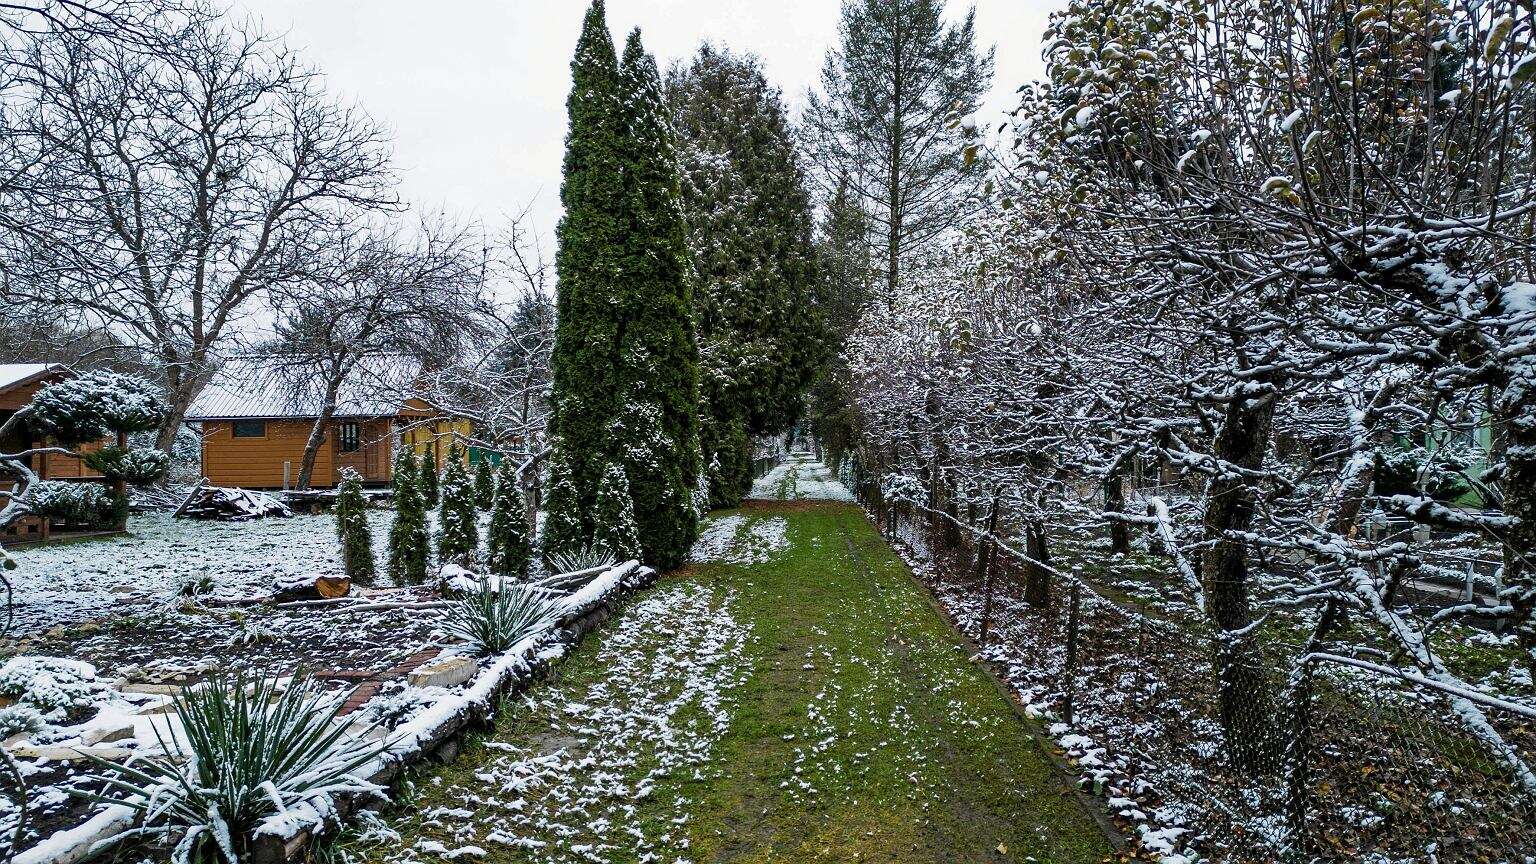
[343, 502, 1111, 864]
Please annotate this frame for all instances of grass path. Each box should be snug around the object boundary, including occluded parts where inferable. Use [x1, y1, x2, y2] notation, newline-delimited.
[342, 464, 1111, 864]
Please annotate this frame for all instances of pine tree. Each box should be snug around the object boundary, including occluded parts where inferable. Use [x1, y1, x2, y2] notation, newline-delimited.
[594, 462, 641, 562]
[547, 0, 627, 554]
[612, 27, 701, 570]
[437, 443, 479, 568]
[388, 447, 430, 584]
[802, 0, 994, 302]
[486, 460, 531, 578]
[334, 468, 375, 584]
[419, 448, 440, 508]
[473, 457, 495, 510]
[668, 46, 827, 508]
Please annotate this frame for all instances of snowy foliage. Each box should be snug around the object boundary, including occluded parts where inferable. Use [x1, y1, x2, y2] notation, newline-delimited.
[24, 371, 167, 446]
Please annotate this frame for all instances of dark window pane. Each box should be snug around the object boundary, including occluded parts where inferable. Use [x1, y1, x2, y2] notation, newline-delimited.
[338, 422, 361, 453]
[231, 420, 266, 438]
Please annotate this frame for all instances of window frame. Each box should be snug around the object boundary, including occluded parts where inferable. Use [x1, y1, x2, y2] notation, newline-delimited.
[337, 421, 361, 454]
[230, 419, 267, 439]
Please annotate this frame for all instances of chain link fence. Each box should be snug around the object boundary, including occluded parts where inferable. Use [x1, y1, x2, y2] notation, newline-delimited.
[842, 466, 1536, 863]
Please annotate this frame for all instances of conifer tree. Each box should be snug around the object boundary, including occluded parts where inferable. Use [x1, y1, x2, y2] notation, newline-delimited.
[486, 460, 531, 578]
[547, 4, 701, 571]
[419, 448, 440, 508]
[594, 462, 641, 562]
[668, 46, 826, 508]
[540, 446, 584, 561]
[547, 0, 627, 555]
[612, 27, 701, 569]
[437, 443, 479, 568]
[334, 468, 375, 584]
[388, 448, 429, 584]
[473, 457, 494, 510]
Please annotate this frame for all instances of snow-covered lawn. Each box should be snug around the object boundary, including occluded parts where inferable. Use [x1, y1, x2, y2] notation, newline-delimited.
[5, 510, 393, 634]
[348, 583, 749, 864]
[749, 450, 853, 501]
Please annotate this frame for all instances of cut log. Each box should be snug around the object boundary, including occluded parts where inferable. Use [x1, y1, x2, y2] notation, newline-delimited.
[272, 574, 352, 603]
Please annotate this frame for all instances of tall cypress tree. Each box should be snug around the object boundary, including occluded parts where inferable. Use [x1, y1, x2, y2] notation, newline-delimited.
[486, 460, 530, 578]
[437, 443, 480, 568]
[547, 0, 627, 555]
[548, 4, 701, 571]
[334, 468, 375, 584]
[418, 449, 440, 508]
[615, 28, 701, 569]
[388, 447, 429, 584]
[667, 46, 826, 507]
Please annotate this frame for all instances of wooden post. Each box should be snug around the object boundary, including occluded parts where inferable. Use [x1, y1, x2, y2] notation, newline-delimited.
[977, 490, 1002, 648]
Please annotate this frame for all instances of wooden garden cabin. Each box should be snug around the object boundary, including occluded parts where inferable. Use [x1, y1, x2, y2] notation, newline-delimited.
[185, 358, 470, 490]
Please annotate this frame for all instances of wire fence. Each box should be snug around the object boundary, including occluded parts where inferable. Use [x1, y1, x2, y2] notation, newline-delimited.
[843, 467, 1536, 863]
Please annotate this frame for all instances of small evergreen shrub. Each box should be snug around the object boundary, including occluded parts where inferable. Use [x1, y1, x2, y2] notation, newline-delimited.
[24, 481, 128, 526]
[540, 447, 585, 561]
[441, 583, 557, 656]
[82, 445, 171, 485]
[486, 460, 531, 579]
[472, 457, 494, 510]
[418, 450, 440, 508]
[594, 462, 641, 562]
[388, 448, 429, 584]
[334, 469, 375, 584]
[436, 443, 479, 568]
[26, 371, 167, 446]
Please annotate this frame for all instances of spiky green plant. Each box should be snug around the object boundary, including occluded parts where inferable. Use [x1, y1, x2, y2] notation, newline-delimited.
[78, 674, 385, 864]
[472, 457, 494, 510]
[388, 448, 429, 584]
[442, 584, 558, 656]
[334, 468, 375, 584]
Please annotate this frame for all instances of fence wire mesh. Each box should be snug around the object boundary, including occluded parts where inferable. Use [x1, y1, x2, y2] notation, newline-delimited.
[845, 470, 1536, 863]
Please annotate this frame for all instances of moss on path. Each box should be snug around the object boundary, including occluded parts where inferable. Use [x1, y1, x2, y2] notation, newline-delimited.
[344, 502, 1111, 864]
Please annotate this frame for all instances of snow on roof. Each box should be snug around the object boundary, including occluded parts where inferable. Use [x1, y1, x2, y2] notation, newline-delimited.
[0, 363, 62, 395]
[187, 356, 421, 420]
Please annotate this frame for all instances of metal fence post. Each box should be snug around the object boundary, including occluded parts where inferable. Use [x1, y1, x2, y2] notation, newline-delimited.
[1063, 581, 1081, 727]
[1281, 654, 1314, 863]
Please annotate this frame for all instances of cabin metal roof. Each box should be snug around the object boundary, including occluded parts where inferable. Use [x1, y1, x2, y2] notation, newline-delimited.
[0, 364, 62, 397]
[186, 356, 420, 421]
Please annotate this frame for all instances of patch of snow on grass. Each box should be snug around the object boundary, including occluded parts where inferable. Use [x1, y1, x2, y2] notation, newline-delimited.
[369, 582, 749, 864]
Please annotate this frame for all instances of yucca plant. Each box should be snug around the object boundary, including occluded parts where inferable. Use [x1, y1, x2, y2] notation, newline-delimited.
[78, 674, 387, 863]
[545, 544, 616, 578]
[441, 584, 558, 656]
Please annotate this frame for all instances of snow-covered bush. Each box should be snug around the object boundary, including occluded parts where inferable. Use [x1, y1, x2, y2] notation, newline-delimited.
[25, 370, 167, 446]
[81, 674, 386, 864]
[0, 704, 45, 739]
[82, 445, 171, 486]
[22, 480, 127, 525]
[441, 583, 557, 656]
[1377, 444, 1480, 503]
[0, 656, 102, 720]
[359, 682, 434, 729]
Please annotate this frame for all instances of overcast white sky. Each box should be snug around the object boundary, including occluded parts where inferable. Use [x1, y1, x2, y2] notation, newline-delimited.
[231, 1, 1055, 236]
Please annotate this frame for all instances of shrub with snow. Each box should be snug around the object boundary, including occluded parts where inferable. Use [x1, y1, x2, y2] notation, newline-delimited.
[25, 370, 167, 446]
[0, 656, 102, 720]
[441, 583, 557, 656]
[23, 480, 127, 525]
[360, 682, 435, 729]
[80, 674, 386, 864]
[82, 445, 171, 486]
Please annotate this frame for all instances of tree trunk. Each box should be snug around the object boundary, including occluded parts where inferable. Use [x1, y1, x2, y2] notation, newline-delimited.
[1105, 467, 1130, 555]
[1024, 518, 1051, 607]
[297, 377, 347, 490]
[1202, 393, 1278, 773]
[1501, 395, 1536, 680]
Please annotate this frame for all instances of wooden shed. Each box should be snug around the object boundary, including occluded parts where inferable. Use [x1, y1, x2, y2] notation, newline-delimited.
[186, 358, 469, 490]
[0, 364, 115, 544]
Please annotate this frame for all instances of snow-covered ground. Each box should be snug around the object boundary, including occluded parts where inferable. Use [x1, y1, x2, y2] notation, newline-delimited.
[5, 511, 393, 634]
[359, 583, 749, 864]
[689, 513, 788, 564]
[749, 450, 853, 501]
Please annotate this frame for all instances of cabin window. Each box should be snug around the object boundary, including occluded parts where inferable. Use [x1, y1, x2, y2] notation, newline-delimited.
[231, 420, 266, 438]
[338, 422, 361, 453]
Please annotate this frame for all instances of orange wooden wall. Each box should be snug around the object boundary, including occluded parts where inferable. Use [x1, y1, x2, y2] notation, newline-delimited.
[200, 419, 394, 488]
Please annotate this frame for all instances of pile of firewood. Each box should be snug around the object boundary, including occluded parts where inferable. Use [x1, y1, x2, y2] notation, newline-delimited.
[173, 480, 292, 521]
